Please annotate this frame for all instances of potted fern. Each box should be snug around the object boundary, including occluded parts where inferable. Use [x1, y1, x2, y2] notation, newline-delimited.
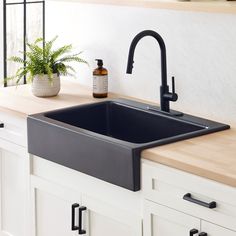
[8, 37, 87, 97]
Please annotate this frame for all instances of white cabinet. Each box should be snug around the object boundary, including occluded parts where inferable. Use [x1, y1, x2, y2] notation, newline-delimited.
[142, 160, 236, 236]
[81, 194, 140, 236]
[31, 177, 81, 236]
[144, 200, 236, 236]
[31, 174, 142, 236]
[144, 200, 200, 236]
[0, 139, 29, 236]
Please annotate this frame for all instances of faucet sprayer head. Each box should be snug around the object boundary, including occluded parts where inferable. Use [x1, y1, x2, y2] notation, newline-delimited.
[126, 60, 134, 74]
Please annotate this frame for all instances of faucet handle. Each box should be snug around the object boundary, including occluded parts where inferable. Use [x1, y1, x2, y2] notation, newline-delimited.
[172, 76, 176, 94]
[163, 76, 178, 102]
[170, 76, 178, 102]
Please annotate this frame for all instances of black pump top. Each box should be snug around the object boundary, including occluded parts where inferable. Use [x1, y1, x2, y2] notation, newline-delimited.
[95, 59, 103, 67]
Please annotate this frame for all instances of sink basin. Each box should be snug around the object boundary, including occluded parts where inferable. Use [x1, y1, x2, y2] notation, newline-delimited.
[28, 99, 230, 191]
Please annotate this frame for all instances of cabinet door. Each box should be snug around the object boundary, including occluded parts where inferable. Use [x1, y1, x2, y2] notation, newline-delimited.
[201, 221, 236, 236]
[31, 176, 81, 236]
[81, 194, 142, 236]
[144, 200, 200, 236]
[0, 141, 29, 236]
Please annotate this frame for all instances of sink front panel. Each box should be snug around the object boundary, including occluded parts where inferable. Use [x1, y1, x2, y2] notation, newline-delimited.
[27, 115, 140, 191]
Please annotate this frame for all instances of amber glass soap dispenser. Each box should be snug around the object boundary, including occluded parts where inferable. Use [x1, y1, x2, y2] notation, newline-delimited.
[93, 59, 108, 98]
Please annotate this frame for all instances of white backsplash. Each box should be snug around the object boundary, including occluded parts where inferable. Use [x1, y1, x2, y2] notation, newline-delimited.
[43, 2, 236, 124]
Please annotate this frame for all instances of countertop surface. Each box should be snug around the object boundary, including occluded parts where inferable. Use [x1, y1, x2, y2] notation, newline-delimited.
[0, 80, 110, 117]
[0, 80, 235, 188]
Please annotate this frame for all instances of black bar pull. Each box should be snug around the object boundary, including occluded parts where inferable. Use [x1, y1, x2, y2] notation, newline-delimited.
[78, 206, 87, 235]
[183, 193, 217, 209]
[190, 229, 199, 236]
[0, 123, 4, 128]
[199, 233, 208, 236]
[72, 203, 80, 231]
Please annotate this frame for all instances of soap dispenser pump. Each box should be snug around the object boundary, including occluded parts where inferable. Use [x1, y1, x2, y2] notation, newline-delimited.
[93, 59, 108, 98]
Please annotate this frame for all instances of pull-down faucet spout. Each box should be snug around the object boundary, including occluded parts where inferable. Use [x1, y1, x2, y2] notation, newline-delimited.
[126, 30, 178, 113]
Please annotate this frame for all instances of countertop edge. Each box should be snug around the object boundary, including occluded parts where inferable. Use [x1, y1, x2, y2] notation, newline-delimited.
[141, 150, 236, 188]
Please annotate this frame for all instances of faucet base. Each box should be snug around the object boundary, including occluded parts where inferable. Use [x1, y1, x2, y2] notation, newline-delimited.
[147, 105, 184, 117]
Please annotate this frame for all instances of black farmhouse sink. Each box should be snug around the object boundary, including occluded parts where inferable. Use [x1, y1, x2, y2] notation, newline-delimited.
[27, 99, 230, 191]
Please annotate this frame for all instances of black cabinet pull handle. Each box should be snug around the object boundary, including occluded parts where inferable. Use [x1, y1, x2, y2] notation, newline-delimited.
[190, 229, 199, 236]
[78, 206, 87, 235]
[72, 203, 80, 231]
[199, 233, 208, 236]
[0, 123, 4, 128]
[183, 193, 217, 209]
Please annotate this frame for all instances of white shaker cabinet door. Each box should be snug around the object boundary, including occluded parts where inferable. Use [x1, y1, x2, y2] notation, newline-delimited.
[81, 194, 142, 236]
[143, 200, 200, 236]
[31, 176, 81, 236]
[201, 221, 236, 236]
[0, 141, 29, 236]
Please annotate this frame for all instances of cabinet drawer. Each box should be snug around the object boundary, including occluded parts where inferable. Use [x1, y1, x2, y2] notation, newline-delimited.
[0, 111, 27, 147]
[202, 221, 236, 236]
[142, 160, 236, 231]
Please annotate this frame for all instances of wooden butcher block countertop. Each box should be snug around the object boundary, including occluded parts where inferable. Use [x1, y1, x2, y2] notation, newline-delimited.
[0, 80, 235, 187]
[0, 80, 111, 117]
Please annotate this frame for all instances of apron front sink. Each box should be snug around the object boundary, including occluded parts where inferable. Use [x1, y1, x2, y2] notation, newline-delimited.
[27, 99, 229, 191]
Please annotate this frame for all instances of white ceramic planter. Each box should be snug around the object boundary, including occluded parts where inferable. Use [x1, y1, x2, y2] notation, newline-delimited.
[32, 74, 60, 97]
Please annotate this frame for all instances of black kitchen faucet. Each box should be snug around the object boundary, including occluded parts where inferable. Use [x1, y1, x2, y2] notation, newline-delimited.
[126, 30, 178, 113]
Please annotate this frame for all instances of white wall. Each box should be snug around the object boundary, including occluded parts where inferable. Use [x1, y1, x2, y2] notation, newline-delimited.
[46, 1, 236, 124]
[0, 0, 3, 82]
